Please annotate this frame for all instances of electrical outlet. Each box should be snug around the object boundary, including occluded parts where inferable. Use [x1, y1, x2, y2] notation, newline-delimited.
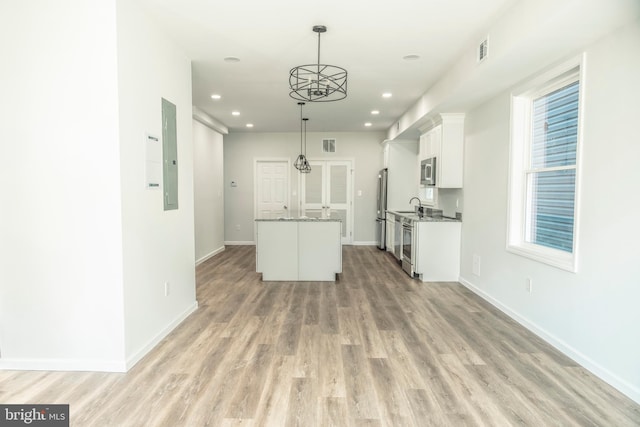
[164, 282, 170, 297]
[235, 224, 240, 231]
[472, 254, 481, 276]
[526, 278, 532, 293]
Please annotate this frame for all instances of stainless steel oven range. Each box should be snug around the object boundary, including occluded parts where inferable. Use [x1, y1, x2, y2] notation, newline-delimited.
[401, 216, 416, 277]
[394, 214, 402, 262]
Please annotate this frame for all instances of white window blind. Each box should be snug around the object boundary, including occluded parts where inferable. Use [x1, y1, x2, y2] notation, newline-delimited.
[525, 81, 579, 253]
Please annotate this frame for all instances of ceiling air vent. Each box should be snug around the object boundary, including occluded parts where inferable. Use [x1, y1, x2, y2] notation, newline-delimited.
[322, 138, 336, 153]
[478, 38, 488, 63]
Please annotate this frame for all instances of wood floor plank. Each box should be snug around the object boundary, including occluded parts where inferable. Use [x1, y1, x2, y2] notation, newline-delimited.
[378, 330, 427, 390]
[320, 397, 350, 427]
[285, 377, 317, 427]
[438, 352, 514, 426]
[303, 284, 321, 325]
[341, 345, 380, 420]
[225, 344, 274, 419]
[319, 283, 340, 335]
[337, 307, 361, 346]
[367, 357, 412, 424]
[318, 333, 347, 398]
[252, 355, 296, 426]
[275, 285, 307, 356]
[1, 245, 638, 426]
[292, 324, 320, 379]
[349, 288, 388, 358]
[405, 388, 448, 427]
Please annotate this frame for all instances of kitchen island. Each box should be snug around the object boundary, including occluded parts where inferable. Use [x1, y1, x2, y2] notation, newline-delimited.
[255, 218, 342, 281]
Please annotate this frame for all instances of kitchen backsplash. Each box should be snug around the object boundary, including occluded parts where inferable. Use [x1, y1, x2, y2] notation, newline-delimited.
[435, 188, 463, 218]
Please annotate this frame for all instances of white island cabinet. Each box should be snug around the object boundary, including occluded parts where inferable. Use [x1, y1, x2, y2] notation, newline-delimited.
[256, 219, 342, 281]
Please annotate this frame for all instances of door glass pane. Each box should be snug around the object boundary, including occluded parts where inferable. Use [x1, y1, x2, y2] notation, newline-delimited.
[305, 164, 323, 203]
[330, 165, 347, 203]
[304, 209, 324, 219]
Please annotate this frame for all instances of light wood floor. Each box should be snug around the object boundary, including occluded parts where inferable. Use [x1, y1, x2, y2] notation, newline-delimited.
[1, 245, 638, 426]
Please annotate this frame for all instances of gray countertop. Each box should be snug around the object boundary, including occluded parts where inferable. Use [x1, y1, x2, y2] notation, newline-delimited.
[387, 210, 462, 223]
[255, 217, 342, 222]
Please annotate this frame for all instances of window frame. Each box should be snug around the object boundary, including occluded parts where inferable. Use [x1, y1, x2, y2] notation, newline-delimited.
[506, 56, 585, 272]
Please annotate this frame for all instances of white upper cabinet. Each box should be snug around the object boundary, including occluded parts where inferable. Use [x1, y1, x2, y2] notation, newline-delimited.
[419, 113, 465, 189]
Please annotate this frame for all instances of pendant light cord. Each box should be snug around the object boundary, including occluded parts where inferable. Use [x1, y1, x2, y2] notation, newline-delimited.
[303, 119, 308, 156]
[317, 31, 321, 93]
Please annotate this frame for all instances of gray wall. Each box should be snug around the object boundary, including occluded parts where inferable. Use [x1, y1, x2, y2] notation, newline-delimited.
[193, 120, 225, 262]
[224, 131, 384, 244]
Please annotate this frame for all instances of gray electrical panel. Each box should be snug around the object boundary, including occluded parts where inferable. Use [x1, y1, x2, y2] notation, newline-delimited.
[162, 98, 178, 210]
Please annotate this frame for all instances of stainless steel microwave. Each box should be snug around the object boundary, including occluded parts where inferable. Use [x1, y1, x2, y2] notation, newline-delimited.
[421, 157, 436, 186]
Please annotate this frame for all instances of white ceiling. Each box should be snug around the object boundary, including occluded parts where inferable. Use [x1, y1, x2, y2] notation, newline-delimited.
[135, 0, 639, 134]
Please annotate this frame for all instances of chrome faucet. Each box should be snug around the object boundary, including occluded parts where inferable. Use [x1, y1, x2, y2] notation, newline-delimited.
[409, 197, 423, 216]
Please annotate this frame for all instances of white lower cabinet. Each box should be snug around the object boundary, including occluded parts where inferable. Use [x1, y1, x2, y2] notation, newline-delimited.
[256, 220, 342, 281]
[256, 221, 298, 280]
[386, 213, 395, 253]
[414, 221, 461, 282]
[298, 221, 342, 281]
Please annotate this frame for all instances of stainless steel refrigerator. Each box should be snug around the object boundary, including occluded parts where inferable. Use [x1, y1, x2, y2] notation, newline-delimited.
[375, 168, 388, 249]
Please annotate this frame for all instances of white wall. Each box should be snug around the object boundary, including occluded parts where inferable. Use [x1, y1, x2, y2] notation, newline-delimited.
[224, 132, 384, 243]
[193, 119, 225, 263]
[0, 0, 126, 369]
[459, 20, 640, 402]
[385, 140, 419, 212]
[116, 0, 197, 368]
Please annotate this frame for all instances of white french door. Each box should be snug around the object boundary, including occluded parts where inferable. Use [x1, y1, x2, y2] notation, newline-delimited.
[255, 160, 290, 219]
[301, 160, 353, 244]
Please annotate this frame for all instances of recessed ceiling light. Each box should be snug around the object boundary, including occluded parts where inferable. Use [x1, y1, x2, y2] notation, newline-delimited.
[403, 54, 420, 61]
[224, 56, 240, 63]
[364, 122, 372, 127]
[382, 93, 392, 98]
[211, 94, 221, 100]
[246, 123, 254, 128]
[371, 110, 380, 115]
[232, 111, 240, 116]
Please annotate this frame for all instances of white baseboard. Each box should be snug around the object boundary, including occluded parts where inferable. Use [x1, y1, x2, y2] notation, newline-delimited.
[196, 246, 225, 265]
[0, 357, 127, 372]
[458, 276, 640, 405]
[224, 241, 255, 246]
[350, 241, 377, 246]
[0, 301, 200, 373]
[125, 301, 198, 371]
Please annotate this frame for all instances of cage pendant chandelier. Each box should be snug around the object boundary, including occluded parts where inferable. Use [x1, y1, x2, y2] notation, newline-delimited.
[294, 102, 311, 172]
[289, 25, 347, 102]
[301, 118, 311, 173]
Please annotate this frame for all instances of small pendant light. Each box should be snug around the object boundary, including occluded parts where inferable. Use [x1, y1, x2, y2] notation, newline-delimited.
[301, 118, 311, 173]
[294, 102, 307, 171]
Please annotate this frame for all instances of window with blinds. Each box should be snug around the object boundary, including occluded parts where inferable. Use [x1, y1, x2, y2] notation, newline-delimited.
[525, 81, 579, 252]
[507, 58, 582, 272]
